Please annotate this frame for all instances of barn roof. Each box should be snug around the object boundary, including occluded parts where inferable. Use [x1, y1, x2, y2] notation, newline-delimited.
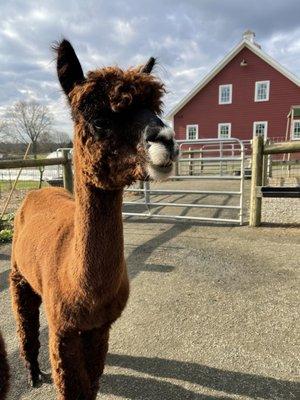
[166, 36, 300, 119]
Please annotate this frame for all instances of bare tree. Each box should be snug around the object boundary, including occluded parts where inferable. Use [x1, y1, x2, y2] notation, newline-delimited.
[39, 131, 54, 145]
[6, 101, 53, 158]
[0, 120, 9, 140]
[53, 130, 71, 146]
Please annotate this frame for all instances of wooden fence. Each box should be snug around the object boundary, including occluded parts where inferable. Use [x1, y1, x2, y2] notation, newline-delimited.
[249, 137, 300, 227]
[0, 149, 73, 193]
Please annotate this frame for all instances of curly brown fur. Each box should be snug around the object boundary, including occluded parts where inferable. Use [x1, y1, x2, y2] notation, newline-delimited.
[71, 66, 165, 115]
[10, 270, 42, 386]
[0, 331, 9, 400]
[10, 39, 174, 400]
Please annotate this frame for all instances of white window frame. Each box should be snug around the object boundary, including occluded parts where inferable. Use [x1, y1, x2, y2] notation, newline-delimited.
[253, 121, 268, 141]
[254, 80, 270, 102]
[219, 84, 232, 104]
[218, 123, 232, 139]
[292, 119, 300, 140]
[186, 124, 198, 140]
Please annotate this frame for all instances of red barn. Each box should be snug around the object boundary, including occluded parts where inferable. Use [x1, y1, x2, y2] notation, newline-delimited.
[167, 31, 300, 144]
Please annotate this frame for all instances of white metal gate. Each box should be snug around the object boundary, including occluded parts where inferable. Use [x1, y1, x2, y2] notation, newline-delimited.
[123, 138, 245, 225]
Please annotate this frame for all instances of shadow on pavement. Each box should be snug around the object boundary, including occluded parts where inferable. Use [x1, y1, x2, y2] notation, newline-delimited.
[260, 222, 300, 229]
[9, 346, 299, 400]
[125, 196, 235, 281]
[126, 222, 190, 280]
[101, 373, 220, 399]
[107, 353, 300, 400]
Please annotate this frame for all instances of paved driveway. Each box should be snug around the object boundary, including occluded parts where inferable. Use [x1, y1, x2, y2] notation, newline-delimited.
[1, 220, 299, 399]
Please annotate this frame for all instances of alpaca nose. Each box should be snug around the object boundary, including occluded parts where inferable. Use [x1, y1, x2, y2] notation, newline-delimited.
[145, 124, 178, 166]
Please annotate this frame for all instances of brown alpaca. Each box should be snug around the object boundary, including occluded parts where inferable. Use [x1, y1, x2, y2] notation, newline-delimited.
[0, 332, 9, 400]
[10, 39, 178, 400]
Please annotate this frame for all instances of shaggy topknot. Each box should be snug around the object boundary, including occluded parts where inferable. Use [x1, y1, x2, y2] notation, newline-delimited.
[70, 66, 166, 115]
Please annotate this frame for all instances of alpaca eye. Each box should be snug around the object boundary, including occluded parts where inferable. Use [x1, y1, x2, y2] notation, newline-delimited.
[93, 119, 107, 130]
[92, 118, 112, 140]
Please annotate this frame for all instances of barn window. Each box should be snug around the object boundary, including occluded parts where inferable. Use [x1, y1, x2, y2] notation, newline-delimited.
[255, 81, 270, 102]
[292, 120, 300, 140]
[186, 125, 198, 140]
[219, 84, 232, 104]
[218, 123, 231, 138]
[253, 121, 268, 140]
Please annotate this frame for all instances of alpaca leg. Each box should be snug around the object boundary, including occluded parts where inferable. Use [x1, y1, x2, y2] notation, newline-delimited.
[82, 327, 110, 398]
[49, 330, 92, 400]
[10, 271, 42, 387]
[0, 331, 9, 399]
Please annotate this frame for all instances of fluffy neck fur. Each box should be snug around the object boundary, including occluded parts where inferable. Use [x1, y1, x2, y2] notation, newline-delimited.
[70, 136, 125, 299]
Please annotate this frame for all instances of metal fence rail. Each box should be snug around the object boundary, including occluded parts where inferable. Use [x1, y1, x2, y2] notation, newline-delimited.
[123, 138, 245, 225]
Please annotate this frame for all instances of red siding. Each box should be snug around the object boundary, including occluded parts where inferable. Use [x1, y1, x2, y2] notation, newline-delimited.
[174, 47, 300, 141]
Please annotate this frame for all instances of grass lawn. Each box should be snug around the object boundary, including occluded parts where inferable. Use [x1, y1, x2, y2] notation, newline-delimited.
[0, 180, 49, 191]
[35, 153, 50, 159]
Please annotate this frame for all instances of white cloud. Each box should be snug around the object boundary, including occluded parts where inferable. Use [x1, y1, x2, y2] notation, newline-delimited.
[112, 19, 136, 44]
[0, 0, 300, 133]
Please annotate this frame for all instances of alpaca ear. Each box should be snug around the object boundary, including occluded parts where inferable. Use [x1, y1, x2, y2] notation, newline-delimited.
[53, 39, 85, 96]
[141, 57, 156, 74]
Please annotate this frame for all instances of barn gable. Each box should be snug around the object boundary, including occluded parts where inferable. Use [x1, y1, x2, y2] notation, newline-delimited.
[167, 33, 300, 120]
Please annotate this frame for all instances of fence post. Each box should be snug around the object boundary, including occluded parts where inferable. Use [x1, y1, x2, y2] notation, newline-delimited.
[262, 154, 268, 186]
[267, 154, 272, 178]
[62, 149, 73, 194]
[174, 159, 179, 177]
[200, 148, 203, 172]
[144, 180, 151, 214]
[249, 136, 264, 227]
[220, 142, 224, 176]
[188, 146, 193, 175]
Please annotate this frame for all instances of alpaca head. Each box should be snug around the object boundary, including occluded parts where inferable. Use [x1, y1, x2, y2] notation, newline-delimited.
[54, 40, 178, 190]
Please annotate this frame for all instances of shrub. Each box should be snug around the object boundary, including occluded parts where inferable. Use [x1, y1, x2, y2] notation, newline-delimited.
[0, 229, 13, 243]
[0, 213, 14, 243]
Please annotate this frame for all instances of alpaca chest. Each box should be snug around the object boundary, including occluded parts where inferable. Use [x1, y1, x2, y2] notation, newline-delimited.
[49, 271, 130, 332]
[82, 274, 130, 330]
[81, 296, 129, 331]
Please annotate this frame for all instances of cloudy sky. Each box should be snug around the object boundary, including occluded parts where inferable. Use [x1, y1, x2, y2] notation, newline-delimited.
[1, 0, 300, 135]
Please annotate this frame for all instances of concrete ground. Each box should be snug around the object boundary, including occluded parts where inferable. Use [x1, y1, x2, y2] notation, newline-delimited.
[0, 218, 299, 399]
